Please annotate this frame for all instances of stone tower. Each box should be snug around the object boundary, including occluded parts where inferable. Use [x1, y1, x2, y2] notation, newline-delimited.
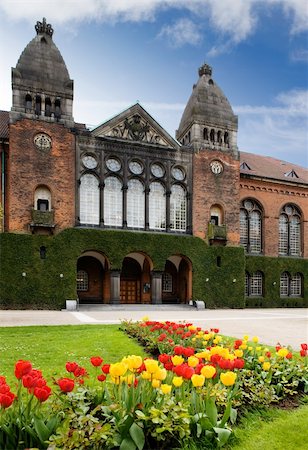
[7, 19, 76, 234]
[177, 64, 240, 244]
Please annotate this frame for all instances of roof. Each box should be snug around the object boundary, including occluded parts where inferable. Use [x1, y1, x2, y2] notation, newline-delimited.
[0, 111, 9, 140]
[240, 151, 308, 185]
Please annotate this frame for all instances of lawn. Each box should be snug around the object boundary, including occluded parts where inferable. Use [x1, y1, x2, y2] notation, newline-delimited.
[0, 324, 307, 449]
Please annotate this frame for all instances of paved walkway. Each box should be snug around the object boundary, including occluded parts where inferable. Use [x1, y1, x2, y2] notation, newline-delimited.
[0, 307, 307, 350]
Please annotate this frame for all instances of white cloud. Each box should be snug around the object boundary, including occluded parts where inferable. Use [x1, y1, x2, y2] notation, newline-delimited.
[266, 0, 308, 33]
[290, 48, 308, 62]
[158, 18, 202, 47]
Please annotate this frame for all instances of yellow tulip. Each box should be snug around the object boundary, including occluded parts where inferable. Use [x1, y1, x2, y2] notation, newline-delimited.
[172, 376, 183, 387]
[188, 325, 197, 331]
[213, 336, 222, 344]
[258, 356, 265, 363]
[161, 384, 172, 394]
[234, 350, 243, 358]
[201, 365, 216, 379]
[191, 374, 205, 387]
[188, 356, 199, 367]
[152, 379, 161, 388]
[144, 359, 159, 373]
[109, 362, 127, 377]
[248, 346, 253, 351]
[256, 346, 262, 352]
[142, 316, 149, 322]
[262, 362, 271, 371]
[141, 371, 151, 380]
[243, 335, 249, 341]
[240, 344, 247, 350]
[153, 368, 167, 381]
[252, 336, 259, 343]
[220, 371, 237, 387]
[121, 374, 135, 385]
[171, 355, 184, 366]
[124, 355, 143, 371]
[277, 348, 289, 358]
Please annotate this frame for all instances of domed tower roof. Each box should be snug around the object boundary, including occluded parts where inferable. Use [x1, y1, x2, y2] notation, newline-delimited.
[176, 64, 238, 154]
[11, 18, 74, 126]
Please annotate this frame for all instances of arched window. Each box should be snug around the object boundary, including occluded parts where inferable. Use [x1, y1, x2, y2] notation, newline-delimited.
[203, 128, 208, 141]
[35, 95, 41, 115]
[210, 129, 215, 142]
[170, 184, 186, 232]
[240, 199, 262, 254]
[54, 98, 61, 119]
[25, 94, 32, 112]
[45, 97, 52, 117]
[217, 130, 222, 143]
[34, 186, 51, 211]
[210, 204, 224, 226]
[149, 181, 166, 230]
[104, 176, 122, 226]
[77, 270, 89, 291]
[80, 174, 100, 225]
[280, 272, 303, 297]
[246, 271, 263, 297]
[127, 178, 145, 228]
[224, 132, 229, 145]
[162, 272, 173, 292]
[279, 205, 301, 256]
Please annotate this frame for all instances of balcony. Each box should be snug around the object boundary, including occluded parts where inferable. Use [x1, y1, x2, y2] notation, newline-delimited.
[30, 209, 55, 233]
[207, 223, 227, 246]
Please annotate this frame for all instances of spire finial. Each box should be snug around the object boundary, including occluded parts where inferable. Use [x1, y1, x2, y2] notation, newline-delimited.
[35, 18, 54, 37]
[198, 63, 212, 77]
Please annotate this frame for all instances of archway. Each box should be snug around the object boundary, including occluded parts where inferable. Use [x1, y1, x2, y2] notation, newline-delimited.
[162, 255, 192, 304]
[77, 251, 110, 304]
[120, 253, 152, 304]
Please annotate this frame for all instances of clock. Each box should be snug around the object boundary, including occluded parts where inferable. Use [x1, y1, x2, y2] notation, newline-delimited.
[33, 133, 52, 151]
[82, 155, 97, 169]
[129, 160, 143, 175]
[151, 163, 164, 178]
[210, 160, 223, 174]
[106, 158, 121, 172]
[171, 166, 185, 181]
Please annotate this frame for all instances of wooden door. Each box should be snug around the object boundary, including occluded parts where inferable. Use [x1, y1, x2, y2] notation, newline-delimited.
[120, 280, 140, 303]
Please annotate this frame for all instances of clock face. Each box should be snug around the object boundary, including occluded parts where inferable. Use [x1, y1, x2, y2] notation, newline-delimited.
[106, 158, 121, 172]
[82, 155, 97, 169]
[171, 166, 185, 181]
[129, 160, 143, 175]
[151, 163, 164, 178]
[210, 160, 223, 175]
[33, 133, 52, 151]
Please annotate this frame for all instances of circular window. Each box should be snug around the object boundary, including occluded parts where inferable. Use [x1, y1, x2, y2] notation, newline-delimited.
[129, 160, 143, 175]
[151, 163, 164, 178]
[171, 166, 185, 181]
[244, 200, 253, 210]
[284, 205, 293, 215]
[82, 155, 97, 169]
[33, 133, 52, 152]
[210, 160, 223, 175]
[106, 158, 121, 172]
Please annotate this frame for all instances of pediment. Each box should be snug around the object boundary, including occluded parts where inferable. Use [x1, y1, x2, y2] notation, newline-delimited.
[91, 103, 179, 150]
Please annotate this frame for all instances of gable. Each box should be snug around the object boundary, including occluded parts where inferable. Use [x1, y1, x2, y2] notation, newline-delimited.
[91, 103, 179, 150]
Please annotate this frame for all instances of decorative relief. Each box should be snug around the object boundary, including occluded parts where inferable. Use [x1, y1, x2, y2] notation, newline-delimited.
[105, 114, 169, 146]
[240, 183, 308, 197]
[34, 133, 52, 152]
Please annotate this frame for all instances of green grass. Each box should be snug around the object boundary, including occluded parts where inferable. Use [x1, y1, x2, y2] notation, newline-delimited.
[0, 325, 147, 385]
[227, 403, 308, 450]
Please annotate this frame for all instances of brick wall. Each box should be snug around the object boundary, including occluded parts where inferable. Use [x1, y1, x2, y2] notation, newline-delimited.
[192, 150, 240, 245]
[240, 178, 308, 257]
[7, 119, 75, 233]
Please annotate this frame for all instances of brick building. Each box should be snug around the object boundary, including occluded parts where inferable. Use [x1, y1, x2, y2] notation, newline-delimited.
[0, 19, 307, 308]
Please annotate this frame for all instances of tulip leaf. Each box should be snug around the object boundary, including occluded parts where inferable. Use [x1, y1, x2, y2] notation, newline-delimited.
[213, 427, 231, 447]
[206, 397, 217, 426]
[34, 417, 52, 443]
[129, 422, 145, 450]
[120, 437, 137, 450]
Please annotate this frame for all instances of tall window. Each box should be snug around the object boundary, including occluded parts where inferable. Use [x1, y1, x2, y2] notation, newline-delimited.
[104, 176, 122, 226]
[170, 184, 186, 232]
[245, 271, 263, 297]
[240, 199, 262, 254]
[280, 272, 302, 297]
[279, 205, 301, 256]
[162, 272, 173, 292]
[127, 179, 144, 228]
[80, 174, 100, 225]
[34, 186, 51, 211]
[149, 182, 166, 230]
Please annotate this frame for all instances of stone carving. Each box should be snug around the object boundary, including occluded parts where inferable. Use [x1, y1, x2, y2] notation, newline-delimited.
[35, 18, 54, 37]
[106, 114, 167, 145]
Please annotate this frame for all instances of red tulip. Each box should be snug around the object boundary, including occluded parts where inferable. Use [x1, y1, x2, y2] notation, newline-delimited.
[90, 356, 103, 367]
[57, 377, 75, 392]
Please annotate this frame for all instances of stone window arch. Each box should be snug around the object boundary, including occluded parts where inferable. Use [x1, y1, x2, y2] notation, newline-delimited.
[54, 98, 61, 119]
[149, 181, 166, 230]
[80, 173, 100, 225]
[217, 130, 222, 143]
[280, 272, 303, 297]
[104, 176, 123, 227]
[210, 129, 215, 142]
[224, 132, 229, 145]
[45, 97, 52, 117]
[279, 204, 301, 256]
[35, 95, 41, 115]
[25, 94, 32, 112]
[127, 178, 145, 229]
[203, 127, 208, 141]
[170, 184, 186, 232]
[34, 186, 51, 211]
[240, 199, 263, 254]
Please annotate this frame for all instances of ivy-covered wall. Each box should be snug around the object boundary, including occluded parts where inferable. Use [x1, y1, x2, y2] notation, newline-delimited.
[0, 229, 245, 309]
[245, 255, 308, 308]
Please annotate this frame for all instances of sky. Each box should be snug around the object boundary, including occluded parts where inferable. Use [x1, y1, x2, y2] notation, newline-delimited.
[0, 0, 307, 167]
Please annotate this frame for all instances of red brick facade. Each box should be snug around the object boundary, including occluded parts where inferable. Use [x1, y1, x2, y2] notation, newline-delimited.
[7, 119, 75, 233]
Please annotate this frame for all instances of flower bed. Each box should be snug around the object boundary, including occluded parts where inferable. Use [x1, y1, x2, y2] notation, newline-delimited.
[0, 320, 307, 450]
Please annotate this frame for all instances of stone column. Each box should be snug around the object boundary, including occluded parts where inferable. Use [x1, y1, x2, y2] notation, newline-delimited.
[110, 270, 121, 304]
[151, 271, 163, 304]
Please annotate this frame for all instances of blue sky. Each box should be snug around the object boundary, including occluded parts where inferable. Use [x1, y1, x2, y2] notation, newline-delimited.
[0, 0, 307, 167]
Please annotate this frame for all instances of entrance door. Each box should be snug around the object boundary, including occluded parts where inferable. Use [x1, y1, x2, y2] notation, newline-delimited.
[120, 280, 140, 303]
